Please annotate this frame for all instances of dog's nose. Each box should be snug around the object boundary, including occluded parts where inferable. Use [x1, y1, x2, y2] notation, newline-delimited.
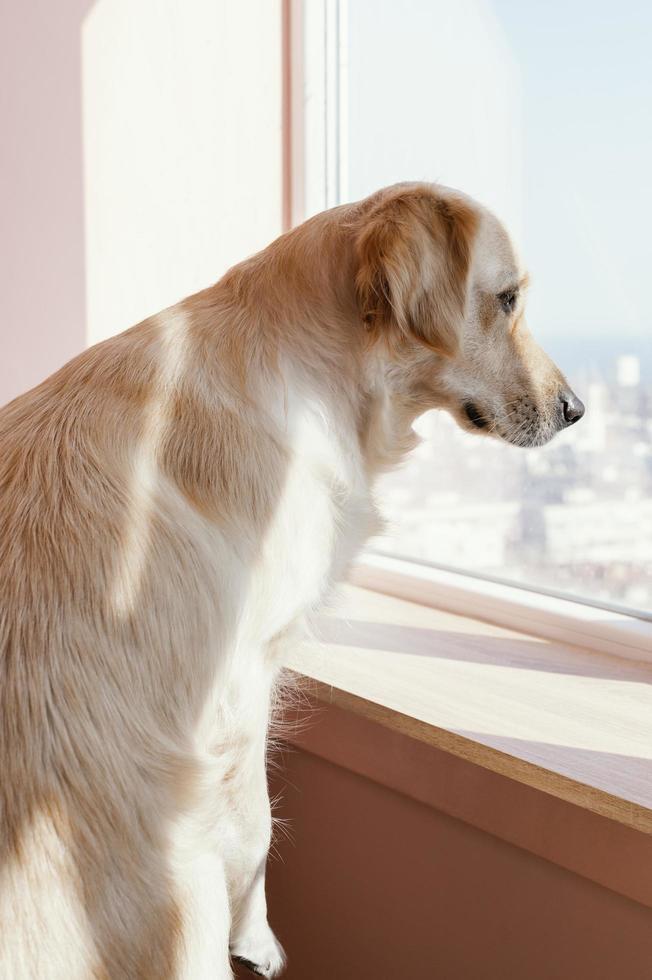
[560, 388, 585, 426]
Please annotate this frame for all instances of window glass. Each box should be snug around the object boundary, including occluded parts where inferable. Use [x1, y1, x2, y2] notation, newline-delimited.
[329, 0, 652, 613]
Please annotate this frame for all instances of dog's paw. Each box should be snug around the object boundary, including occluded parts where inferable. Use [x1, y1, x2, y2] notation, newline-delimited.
[231, 923, 286, 978]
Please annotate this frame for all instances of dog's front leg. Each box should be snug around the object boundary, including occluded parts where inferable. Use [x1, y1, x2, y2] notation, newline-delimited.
[230, 849, 284, 978]
[224, 682, 285, 977]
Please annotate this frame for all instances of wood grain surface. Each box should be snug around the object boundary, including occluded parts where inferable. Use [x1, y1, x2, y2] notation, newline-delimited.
[282, 586, 652, 833]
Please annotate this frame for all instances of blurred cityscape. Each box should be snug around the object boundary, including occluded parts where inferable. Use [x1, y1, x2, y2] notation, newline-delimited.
[375, 350, 652, 616]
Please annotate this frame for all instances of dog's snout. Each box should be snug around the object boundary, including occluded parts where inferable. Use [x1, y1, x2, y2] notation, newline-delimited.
[559, 388, 585, 426]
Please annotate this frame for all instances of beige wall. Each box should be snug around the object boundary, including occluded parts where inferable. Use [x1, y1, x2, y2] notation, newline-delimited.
[82, 0, 282, 345]
[1, 0, 283, 405]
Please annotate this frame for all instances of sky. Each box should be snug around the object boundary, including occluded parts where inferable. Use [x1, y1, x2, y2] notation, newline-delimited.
[345, 0, 652, 346]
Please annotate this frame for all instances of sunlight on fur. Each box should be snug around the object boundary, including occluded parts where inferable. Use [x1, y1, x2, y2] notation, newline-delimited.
[0, 809, 98, 979]
[110, 313, 191, 616]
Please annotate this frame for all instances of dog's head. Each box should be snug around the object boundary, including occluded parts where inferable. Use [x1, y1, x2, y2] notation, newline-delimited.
[353, 183, 584, 447]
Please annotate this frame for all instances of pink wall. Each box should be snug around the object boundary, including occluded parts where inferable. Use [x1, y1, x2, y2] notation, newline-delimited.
[0, 0, 94, 407]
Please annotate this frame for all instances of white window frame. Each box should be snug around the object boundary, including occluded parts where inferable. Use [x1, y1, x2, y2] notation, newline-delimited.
[352, 553, 652, 666]
[284, 0, 652, 666]
[286, 0, 348, 224]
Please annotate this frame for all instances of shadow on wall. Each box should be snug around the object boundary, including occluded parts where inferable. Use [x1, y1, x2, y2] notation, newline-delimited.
[0, 1, 96, 408]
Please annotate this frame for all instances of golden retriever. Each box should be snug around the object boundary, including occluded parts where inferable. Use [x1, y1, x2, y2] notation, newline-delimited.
[0, 183, 583, 979]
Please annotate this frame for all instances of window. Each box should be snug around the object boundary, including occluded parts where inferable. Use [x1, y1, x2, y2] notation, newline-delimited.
[292, 0, 652, 617]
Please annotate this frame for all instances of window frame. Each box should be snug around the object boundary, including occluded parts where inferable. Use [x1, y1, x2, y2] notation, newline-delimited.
[283, 0, 652, 664]
[352, 553, 652, 666]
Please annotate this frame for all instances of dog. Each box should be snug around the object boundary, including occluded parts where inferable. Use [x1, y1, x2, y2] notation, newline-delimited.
[0, 182, 584, 979]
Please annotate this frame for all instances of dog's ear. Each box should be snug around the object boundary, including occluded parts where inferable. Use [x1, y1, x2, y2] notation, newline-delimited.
[354, 187, 477, 356]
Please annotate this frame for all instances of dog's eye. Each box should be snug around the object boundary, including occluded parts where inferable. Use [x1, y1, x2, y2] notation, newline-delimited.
[498, 289, 518, 314]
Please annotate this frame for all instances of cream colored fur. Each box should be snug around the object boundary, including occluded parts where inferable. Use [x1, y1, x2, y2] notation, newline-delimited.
[0, 183, 580, 979]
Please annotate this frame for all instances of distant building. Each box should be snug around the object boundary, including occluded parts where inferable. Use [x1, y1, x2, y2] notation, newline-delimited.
[617, 355, 641, 388]
[375, 359, 652, 612]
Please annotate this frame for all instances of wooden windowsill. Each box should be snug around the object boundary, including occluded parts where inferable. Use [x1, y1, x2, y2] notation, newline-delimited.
[282, 585, 652, 836]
